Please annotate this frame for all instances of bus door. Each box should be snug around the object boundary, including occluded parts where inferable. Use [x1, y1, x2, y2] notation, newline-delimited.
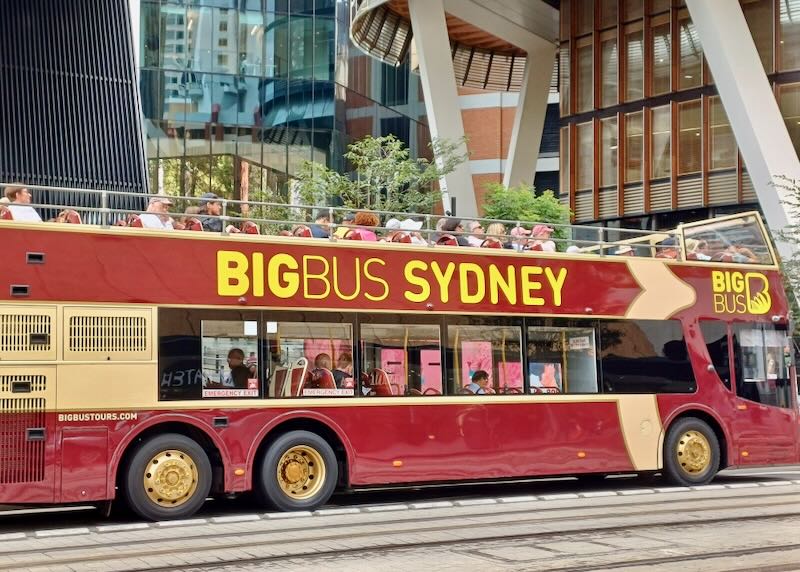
[730, 324, 797, 465]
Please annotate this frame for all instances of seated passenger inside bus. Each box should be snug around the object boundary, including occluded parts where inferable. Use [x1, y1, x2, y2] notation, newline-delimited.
[463, 370, 493, 394]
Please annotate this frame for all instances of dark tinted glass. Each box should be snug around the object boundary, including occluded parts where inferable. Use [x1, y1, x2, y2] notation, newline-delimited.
[699, 321, 731, 390]
[732, 323, 792, 408]
[600, 320, 695, 393]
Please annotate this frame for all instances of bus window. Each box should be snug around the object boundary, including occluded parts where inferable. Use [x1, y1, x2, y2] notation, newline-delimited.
[447, 324, 523, 395]
[200, 320, 260, 398]
[698, 320, 731, 390]
[732, 323, 792, 408]
[265, 321, 354, 398]
[360, 324, 442, 396]
[600, 319, 695, 393]
[527, 327, 598, 394]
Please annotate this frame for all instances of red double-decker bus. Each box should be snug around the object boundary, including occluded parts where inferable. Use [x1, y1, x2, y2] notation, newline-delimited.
[0, 194, 797, 520]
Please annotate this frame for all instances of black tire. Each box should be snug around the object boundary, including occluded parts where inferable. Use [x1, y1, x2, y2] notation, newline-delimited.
[123, 433, 212, 521]
[663, 417, 720, 486]
[256, 430, 338, 512]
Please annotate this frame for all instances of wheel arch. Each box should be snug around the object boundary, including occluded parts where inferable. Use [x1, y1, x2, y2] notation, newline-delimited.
[247, 410, 354, 490]
[110, 415, 231, 499]
[662, 406, 730, 471]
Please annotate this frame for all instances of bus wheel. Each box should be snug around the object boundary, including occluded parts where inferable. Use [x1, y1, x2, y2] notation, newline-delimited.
[257, 430, 338, 512]
[663, 418, 720, 486]
[123, 434, 212, 521]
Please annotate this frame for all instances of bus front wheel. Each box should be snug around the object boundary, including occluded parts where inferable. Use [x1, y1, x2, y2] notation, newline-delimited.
[257, 430, 338, 512]
[663, 417, 720, 486]
[123, 434, 212, 521]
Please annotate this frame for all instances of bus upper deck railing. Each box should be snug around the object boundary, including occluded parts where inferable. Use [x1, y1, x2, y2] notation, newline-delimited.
[0, 182, 778, 266]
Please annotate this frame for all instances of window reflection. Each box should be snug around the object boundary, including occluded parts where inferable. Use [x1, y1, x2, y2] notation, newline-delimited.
[710, 97, 735, 170]
[780, 0, 800, 71]
[678, 100, 701, 175]
[678, 16, 701, 90]
[361, 324, 442, 396]
[624, 111, 643, 183]
[601, 117, 618, 188]
[651, 18, 670, 96]
[448, 325, 523, 395]
[651, 105, 671, 179]
[528, 327, 598, 394]
[733, 324, 792, 408]
[624, 24, 644, 101]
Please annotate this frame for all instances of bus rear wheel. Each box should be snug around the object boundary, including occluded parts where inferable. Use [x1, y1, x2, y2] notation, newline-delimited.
[663, 418, 720, 486]
[123, 434, 212, 521]
[257, 430, 338, 512]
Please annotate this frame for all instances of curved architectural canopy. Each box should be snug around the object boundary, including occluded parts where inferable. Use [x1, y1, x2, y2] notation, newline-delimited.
[350, 0, 557, 92]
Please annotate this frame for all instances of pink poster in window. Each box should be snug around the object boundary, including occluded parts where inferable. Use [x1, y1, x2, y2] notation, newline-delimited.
[461, 341, 493, 387]
[421, 349, 442, 394]
[381, 348, 406, 395]
[304, 339, 351, 369]
[498, 362, 523, 390]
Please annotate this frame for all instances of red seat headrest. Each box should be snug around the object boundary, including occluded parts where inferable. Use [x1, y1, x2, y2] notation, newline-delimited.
[436, 234, 458, 246]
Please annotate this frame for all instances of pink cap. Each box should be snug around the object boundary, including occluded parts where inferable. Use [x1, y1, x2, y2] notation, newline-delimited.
[532, 224, 554, 235]
[509, 226, 531, 237]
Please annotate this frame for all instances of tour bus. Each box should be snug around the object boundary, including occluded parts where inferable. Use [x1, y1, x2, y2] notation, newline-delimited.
[0, 188, 797, 521]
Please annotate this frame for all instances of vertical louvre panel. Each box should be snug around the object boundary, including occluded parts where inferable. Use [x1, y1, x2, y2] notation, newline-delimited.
[574, 191, 594, 222]
[0, 375, 47, 393]
[677, 176, 704, 208]
[650, 181, 672, 211]
[0, 0, 147, 198]
[599, 188, 618, 219]
[624, 185, 645, 215]
[742, 172, 757, 202]
[708, 171, 738, 205]
[0, 307, 57, 361]
[0, 398, 46, 484]
[63, 308, 151, 361]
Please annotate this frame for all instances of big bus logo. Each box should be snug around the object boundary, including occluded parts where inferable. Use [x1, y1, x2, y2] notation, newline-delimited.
[711, 270, 771, 315]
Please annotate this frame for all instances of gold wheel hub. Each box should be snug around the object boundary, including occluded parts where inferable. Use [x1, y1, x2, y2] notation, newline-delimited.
[143, 449, 199, 508]
[676, 430, 711, 475]
[276, 445, 326, 500]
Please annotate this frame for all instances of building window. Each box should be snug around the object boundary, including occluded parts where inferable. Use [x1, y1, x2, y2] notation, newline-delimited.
[651, 16, 671, 96]
[576, 39, 593, 112]
[743, 0, 774, 74]
[625, 111, 643, 183]
[779, 83, 800, 158]
[601, 117, 618, 188]
[600, 33, 618, 107]
[219, 37, 228, 48]
[780, 0, 800, 71]
[560, 0, 571, 41]
[710, 96, 735, 170]
[678, 100, 701, 175]
[577, 122, 594, 191]
[219, 21, 228, 32]
[623, 0, 644, 21]
[576, 0, 594, 35]
[651, 105, 671, 179]
[678, 14, 701, 90]
[217, 54, 229, 67]
[600, 0, 618, 29]
[624, 22, 644, 102]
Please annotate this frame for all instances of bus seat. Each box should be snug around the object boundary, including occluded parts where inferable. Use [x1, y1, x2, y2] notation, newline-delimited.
[391, 383, 403, 395]
[288, 358, 308, 396]
[480, 238, 503, 249]
[307, 368, 336, 390]
[371, 384, 393, 396]
[686, 252, 698, 260]
[114, 218, 128, 227]
[409, 388, 422, 396]
[0, 206, 12, 220]
[422, 387, 441, 396]
[183, 217, 203, 231]
[241, 221, 260, 234]
[127, 214, 143, 228]
[57, 209, 82, 224]
[270, 367, 287, 398]
[529, 243, 543, 251]
[711, 252, 734, 262]
[436, 234, 458, 246]
[344, 229, 363, 240]
[293, 225, 313, 238]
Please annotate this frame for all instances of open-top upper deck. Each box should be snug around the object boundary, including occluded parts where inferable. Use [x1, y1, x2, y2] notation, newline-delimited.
[0, 183, 789, 324]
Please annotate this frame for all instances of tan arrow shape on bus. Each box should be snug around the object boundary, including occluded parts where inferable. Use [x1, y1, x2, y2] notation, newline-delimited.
[624, 260, 696, 320]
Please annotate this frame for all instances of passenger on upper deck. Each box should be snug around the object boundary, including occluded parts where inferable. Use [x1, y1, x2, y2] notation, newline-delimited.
[440, 218, 470, 246]
[615, 245, 635, 257]
[139, 195, 175, 230]
[4, 184, 42, 222]
[509, 226, 531, 251]
[198, 193, 223, 232]
[655, 237, 679, 259]
[724, 244, 760, 264]
[464, 221, 485, 247]
[485, 223, 513, 249]
[464, 370, 493, 395]
[530, 224, 556, 252]
[333, 212, 355, 239]
[353, 211, 379, 241]
[310, 211, 331, 238]
[686, 239, 711, 261]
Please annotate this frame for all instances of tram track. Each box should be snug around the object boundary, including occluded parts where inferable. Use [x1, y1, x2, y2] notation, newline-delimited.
[2, 490, 800, 571]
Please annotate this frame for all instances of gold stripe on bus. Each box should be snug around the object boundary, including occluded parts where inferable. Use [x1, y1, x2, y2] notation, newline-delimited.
[624, 259, 697, 320]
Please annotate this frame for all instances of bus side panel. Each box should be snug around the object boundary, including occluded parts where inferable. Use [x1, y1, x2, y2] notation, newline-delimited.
[329, 401, 636, 485]
[59, 427, 108, 503]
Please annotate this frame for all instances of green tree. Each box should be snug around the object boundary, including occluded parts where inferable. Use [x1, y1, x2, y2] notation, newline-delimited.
[482, 182, 572, 243]
[293, 135, 468, 214]
[775, 178, 800, 336]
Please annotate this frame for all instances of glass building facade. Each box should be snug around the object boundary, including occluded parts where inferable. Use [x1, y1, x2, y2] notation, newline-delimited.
[559, 0, 800, 230]
[138, 0, 430, 205]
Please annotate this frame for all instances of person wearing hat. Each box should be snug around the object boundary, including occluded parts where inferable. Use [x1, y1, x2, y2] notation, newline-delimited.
[531, 224, 556, 252]
[509, 226, 532, 251]
[198, 192, 223, 232]
[440, 217, 470, 246]
[383, 217, 426, 245]
[334, 212, 355, 239]
[310, 210, 331, 238]
[4, 183, 42, 222]
[614, 245, 635, 257]
[140, 194, 175, 230]
[656, 237, 679, 259]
